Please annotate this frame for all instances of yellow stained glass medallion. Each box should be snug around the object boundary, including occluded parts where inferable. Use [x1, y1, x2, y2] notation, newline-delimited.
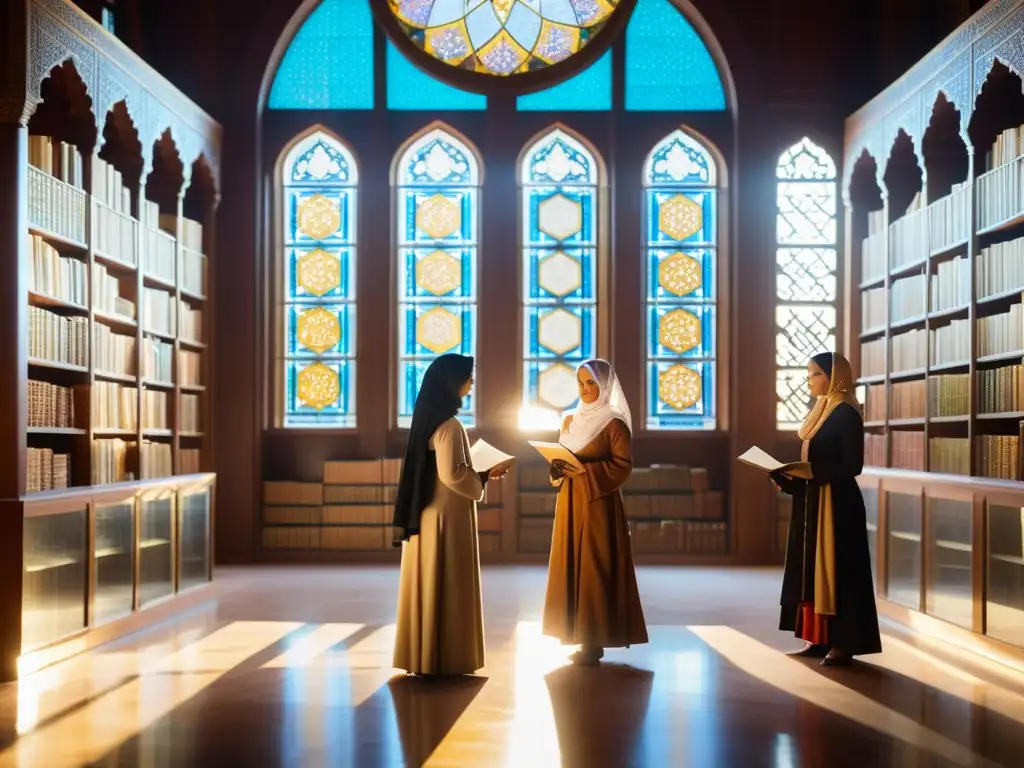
[297, 306, 342, 354]
[296, 248, 342, 297]
[416, 305, 462, 354]
[658, 251, 702, 296]
[297, 193, 341, 240]
[297, 361, 340, 410]
[416, 194, 462, 239]
[416, 250, 462, 296]
[537, 193, 582, 241]
[658, 194, 702, 241]
[538, 307, 582, 355]
[658, 308, 700, 354]
[659, 364, 701, 411]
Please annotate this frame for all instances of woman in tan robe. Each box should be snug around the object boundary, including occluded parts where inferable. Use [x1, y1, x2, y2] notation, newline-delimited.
[542, 359, 648, 666]
[392, 354, 508, 676]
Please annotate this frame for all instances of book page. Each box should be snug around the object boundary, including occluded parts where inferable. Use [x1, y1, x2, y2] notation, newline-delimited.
[737, 446, 786, 473]
[469, 439, 515, 473]
[527, 441, 584, 470]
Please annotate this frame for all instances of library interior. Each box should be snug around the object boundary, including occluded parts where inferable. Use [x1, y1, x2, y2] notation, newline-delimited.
[2, 0, 1024, 765]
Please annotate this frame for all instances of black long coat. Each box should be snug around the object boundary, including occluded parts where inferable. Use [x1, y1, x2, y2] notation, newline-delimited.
[774, 402, 882, 655]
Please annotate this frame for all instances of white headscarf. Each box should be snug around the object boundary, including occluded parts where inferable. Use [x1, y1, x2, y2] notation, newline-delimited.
[559, 359, 633, 453]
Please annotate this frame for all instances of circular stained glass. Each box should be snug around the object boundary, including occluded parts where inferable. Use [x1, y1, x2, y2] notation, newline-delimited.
[388, 0, 622, 76]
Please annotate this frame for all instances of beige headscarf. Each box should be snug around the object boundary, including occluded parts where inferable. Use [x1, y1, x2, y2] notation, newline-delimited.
[798, 352, 861, 617]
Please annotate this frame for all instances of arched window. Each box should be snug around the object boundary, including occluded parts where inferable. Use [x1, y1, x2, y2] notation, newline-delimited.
[278, 130, 358, 427]
[643, 129, 719, 430]
[775, 138, 838, 429]
[519, 127, 601, 430]
[395, 125, 481, 427]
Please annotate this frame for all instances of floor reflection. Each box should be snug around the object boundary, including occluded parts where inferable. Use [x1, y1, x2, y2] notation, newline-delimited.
[0, 565, 1021, 767]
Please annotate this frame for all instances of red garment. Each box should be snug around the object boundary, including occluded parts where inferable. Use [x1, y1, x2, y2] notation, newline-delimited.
[794, 600, 829, 645]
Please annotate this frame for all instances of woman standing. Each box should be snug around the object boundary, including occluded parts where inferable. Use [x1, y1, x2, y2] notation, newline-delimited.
[542, 359, 648, 666]
[773, 351, 882, 667]
[392, 354, 506, 676]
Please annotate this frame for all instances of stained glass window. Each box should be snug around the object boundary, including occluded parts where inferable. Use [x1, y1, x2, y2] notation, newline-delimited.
[396, 126, 481, 427]
[387, 0, 622, 76]
[775, 138, 838, 430]
[516, 50, 612, 111]
[625, 0, 726, 112]
[268, 0, 374, 110]
[387, 41, 488, 110]
[644, 129, 719, 430]
[279, 131, 358, 427]
[519, 128, 600, 430]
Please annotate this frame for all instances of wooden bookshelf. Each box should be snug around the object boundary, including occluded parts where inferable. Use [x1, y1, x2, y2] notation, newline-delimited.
[842, 0, 1024, 656]
[1, 0, 221, 681]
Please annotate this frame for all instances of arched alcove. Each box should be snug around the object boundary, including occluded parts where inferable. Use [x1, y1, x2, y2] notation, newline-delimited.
[883, 130, 924, 221]
[968, 61, 1024, 173]
[28, 60, 98, 159]
[922, 93, 969, 204]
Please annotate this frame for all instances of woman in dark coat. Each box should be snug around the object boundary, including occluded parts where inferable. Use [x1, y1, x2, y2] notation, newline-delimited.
[772, 352, 882, 667]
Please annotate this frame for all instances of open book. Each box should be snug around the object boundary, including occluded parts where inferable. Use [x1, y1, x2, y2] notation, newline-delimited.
[469, 440, 515, 473]
[737, 446, 812, 479]
[527, 441, 584, 471]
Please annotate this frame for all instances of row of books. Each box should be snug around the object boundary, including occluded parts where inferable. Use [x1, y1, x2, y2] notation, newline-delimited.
[977, 435, 1020, 481]
[27, 448, 71, 493]
[891, 430, 925, 471]
[92, 439, 135, 485]
[628, 521, 728, 555]
[865, 431, 1021, 481]
[861, 210, 887, 282]
[930, 318, 971, 365]
[862, 287, 886, 331]
[29, 136, 83, 189]
[142, 338, 173, 382]
[180, 448, 201, 475]
[929, 182, 971, 253]
[622, 491, 723, 520]
[142, 391, 168, 430]
[182, 250, 206, 297]
[931, 256, 970, 312]
[142, 288, 177, 336]
[931, 437, 970, 476]
[179, 350, 202, 387]
[29, 307, 87, 367]
[977, 304, 1023, 357]
[861, 338, 885, 377]
[181, 394, 201, 432]
[977, 146, 1021, 231]
[179, 217, 204, 253]
[93, 263, 136, 320]
[93, 200, 138, 266]
[94, 325, 135, 377]
[28, 235, 86, 306]
[143, 226, 176, 284]
[892, 328, 928, 371]
[181, 305, 203, 342]
[28, 380, 77, 429]
[888, 196, 926, 270]
[985, 125, 1024, 171]
[141, 441, 173, 479]
[92, 157, 132, 215]
[978, 365, 1024, 414]
[890, 273, 927, 322]
[891, 380, 926, 420]
[261, 526, 394, 551]
[27, 162, 86, 245]
[861, 374, 974, 420]
[977, 236, 1024, 300]
[863, 383, 885, 422]
[92, 382, 138, 430]
[865, 433, 886, 467]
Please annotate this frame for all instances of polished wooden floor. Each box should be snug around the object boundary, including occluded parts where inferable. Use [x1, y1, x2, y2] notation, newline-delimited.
[1, 565, 1022, 767]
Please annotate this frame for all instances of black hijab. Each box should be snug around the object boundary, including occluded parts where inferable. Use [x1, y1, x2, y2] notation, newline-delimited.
[811, 351, 834, 379]
[392, 354, 474, 546]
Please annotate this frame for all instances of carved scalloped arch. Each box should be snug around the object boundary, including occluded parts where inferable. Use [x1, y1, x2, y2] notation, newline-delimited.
[972, 5, 1024, 97]
[842, 125, 885, 205]
[921, 53, 972, 142]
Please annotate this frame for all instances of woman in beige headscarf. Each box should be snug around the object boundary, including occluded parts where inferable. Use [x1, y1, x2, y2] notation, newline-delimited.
[772, 352, 881, 667]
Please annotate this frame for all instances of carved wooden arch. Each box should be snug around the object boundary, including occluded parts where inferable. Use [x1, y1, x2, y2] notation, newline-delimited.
[5, 0, 222, 196]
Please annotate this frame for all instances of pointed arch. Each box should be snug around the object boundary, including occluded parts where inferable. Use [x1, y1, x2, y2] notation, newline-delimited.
[774, 137, 838, 430]
[275, 126, 359, 427]
[393, 123, 482, 427]
[643, 126, 722, 430]
[518, 124, 605, 430]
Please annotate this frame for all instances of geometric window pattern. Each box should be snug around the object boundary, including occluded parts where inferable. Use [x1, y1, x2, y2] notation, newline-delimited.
[387, 0, 623, 77]
[280, 130, 358, 427]
[396, 124, 481, 427]
[775, 137, 838, 430]
[644, 128, 719, 429]
[519, 127, 600, 430]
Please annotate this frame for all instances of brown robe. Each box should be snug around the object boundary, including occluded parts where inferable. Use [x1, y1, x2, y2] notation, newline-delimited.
[541, 418, 649, 648]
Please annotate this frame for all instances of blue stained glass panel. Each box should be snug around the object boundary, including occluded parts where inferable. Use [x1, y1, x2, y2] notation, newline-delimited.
[399, 361, 474, 427]
[525, 305, 594, 359]
[287, 248, 353, 300]
[401, 248, 476, 299]
[516, 51, 612, 112]
[525, 188, 596, 247]
[400, 303, 474, 357]
[644, 132, 713, 185]
[281, 131, 358, 428]
[285, 360, 354, 425]
[526, 248, 595, 302]
[525, 137, 597, 185]
[646, 190, 716, 246]
[647, 361, 716, 429]
[399, 134, 479, 185]
[625, 0, 727, 112]
[268, 0, 374, 110]
[285, 304, 355, 358]
[386, 42, 487, 111]
[524, 361, 582, 412]
[647, 248, 714, 301]
[647, 304, 716, 359]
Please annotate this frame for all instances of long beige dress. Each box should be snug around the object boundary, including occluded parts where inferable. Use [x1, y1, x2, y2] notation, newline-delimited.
[393, 416, 486, 675]
[542, 418, 648, 648]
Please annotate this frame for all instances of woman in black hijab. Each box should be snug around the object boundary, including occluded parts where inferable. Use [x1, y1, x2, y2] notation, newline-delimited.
[392, 354, 506, 675]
